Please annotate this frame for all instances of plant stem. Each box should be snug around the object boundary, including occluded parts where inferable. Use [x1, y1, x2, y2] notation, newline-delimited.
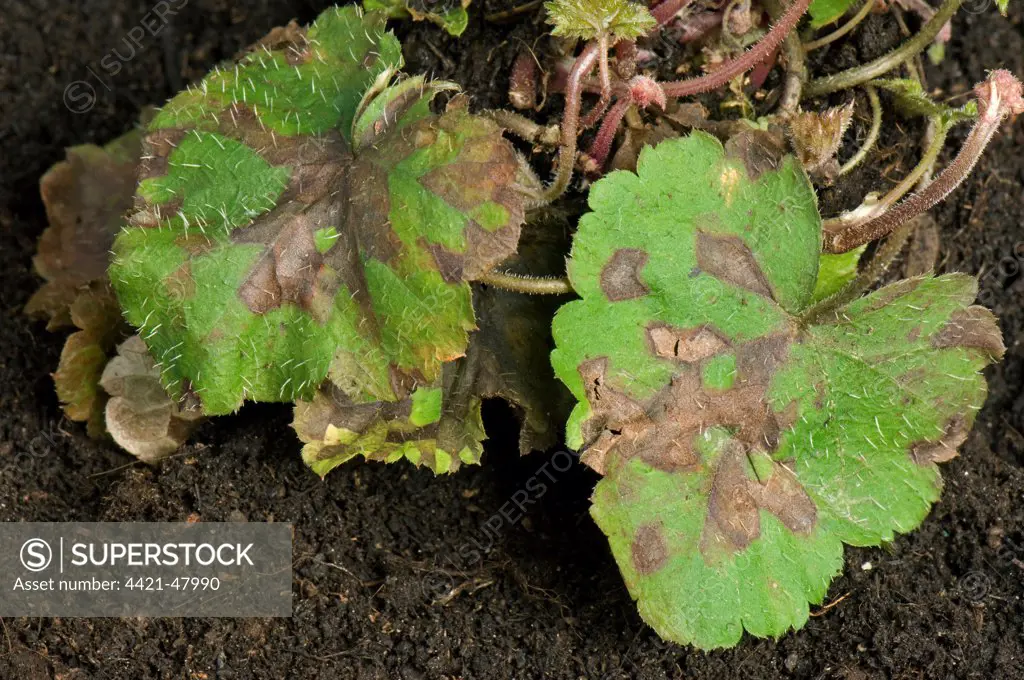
[660, 0, 812, 99]
[802, 0, 874, 52]
[764, 0, 807, 112]
[581, 34, 613, 129]
[477, 270, 574, 295]
[651, 0, 692, 26]
[838, 85, 881, 176]
[483, 109, 560, 146]
[589, 97, 633, 168]
[825, 70, 1024, 253]
[542, 41, 601, 203]
[804, 0, 963, 97]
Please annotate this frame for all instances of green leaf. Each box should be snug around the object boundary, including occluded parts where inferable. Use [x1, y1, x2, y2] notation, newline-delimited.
[997, 0, 1009, 15]
[811, 245, 865, 302]
[110, 7, 526, 417]
[545, 0, 656, 40]
[364, 0, 472, 36]
[808, 0, 855, 28]
[872, 79, 978, 125]
[551, 132, 1003, 648]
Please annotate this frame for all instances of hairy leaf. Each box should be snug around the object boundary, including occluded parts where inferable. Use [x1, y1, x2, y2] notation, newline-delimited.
[812, 245, 865, 302]
[100, 336, 205, 462]
[364, 0, 471, 36]
[295, 218, 574, 475]
[551, 133, 1003, 648]
[873, 79, 978, 124]
[110, 6, 525, 416]
[545, 0, 656, 40]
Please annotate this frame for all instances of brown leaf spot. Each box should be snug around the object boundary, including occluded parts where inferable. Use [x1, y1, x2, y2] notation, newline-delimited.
[910, 415, 969, 466]
[631, 523, 669, 575]
[695, 231, 775, 300]
[423, 240, 465, 283]
[932, 306, 1005, 361]
[724, 128, 787, 181]
[238, 214, 323, 315]
[600, 248, 650, 302]
[702, 441, 817, 559]
[647, 323, 729, 363]
[241, 20, 311, 65]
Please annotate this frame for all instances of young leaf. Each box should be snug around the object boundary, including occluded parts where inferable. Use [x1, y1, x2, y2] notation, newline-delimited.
[545, 0, 656, 41]
[364, 0, 472, 37]
[110, 7, 526, 416]
[811, 245, 865, 302]
[872, 78, 978, 124]
[551, 133, 1003, 648]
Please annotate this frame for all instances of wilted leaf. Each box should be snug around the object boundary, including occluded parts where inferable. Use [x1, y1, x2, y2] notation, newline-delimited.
[545, 0, 656, 40]
[873, 78, 978, 124]
[100, 336, 205, 463]
[26, 130, 141, 329]
[295, 218, 574, 475]
[785, 101, 854, 180]
[110, 7, 526, 416]
[551, 133, 1003, 648]
[52, 284, 130, 436]
[364, 0, 472, 36]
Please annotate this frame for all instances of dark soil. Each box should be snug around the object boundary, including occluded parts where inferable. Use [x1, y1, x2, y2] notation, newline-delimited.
[2, 1, 1024, 678]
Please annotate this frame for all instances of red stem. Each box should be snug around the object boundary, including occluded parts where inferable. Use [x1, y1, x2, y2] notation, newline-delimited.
[661, 0, 812, 98]
[589, 98, 633, 169]
[826, 70, 1024, 253]
[543, 41, 601, 202]
[581, 34, 613, 129]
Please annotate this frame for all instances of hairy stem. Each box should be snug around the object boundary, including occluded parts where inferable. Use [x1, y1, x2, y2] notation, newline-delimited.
[804, 0, 963, 97]
[825, 70, 1023, 253]
[838, 85, 882, 176]
[651, 0, 691, 26]
[477, 270, 574, 295]
[589, 97, 633, 168]
[483, 109, 561, 146]
[802, 0, 875, 52]
[581, 34, 613, 129]
[660, 0, 812, 99]
[542, 41, 601, 203]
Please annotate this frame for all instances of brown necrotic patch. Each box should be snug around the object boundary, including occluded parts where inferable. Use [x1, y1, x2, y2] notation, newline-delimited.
[647, 323, 728, 362]
[695, 231, 775, 300]
[631, 523, 669, 575]
[701, 440, 817, 559]
[600, 248, 650, 301]
[931, 306, 1006, 360]
[910, 414, 969, 466]
[237, 213, 323, 315]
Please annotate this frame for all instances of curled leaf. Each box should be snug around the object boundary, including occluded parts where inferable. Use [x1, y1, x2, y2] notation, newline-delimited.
[552, 133, 1002, 648]
[100, 336, 205, 463]
[26, 130, 141, 329]
[364, 0, 472, 36]
[109, 7, 526, 416]
[785, 101, 854, 181]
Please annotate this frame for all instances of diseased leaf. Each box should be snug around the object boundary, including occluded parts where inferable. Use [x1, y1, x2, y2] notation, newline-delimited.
[365, 0, 472, 36]
[551, 133, 1003, 648]
[295, 217, 574, 475]
[110, 7, 526, 417]
[545, 0, 656, 40]
[100, 336, 205, 463]
[52, 284, 130, 437]
[873, 79, 978, 124]
[785, 101, 854, 181]
[26, 130, 142, 329]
